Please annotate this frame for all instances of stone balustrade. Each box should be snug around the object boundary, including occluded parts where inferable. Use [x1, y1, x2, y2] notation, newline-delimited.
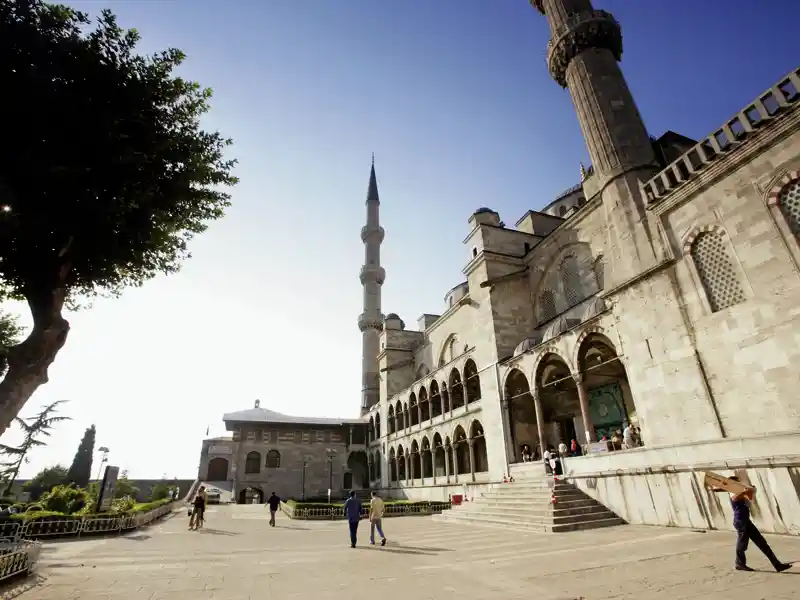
[641, 68, 800, 205]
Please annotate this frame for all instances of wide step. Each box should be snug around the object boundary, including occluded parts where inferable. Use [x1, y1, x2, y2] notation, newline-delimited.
[442, 477, 625, 534]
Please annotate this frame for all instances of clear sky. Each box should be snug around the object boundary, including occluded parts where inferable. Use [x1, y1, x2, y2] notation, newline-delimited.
[3, 0, 798, 479]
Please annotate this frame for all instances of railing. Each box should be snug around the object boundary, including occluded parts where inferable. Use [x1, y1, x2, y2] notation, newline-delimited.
[642, 68, 800, 205]
[281, 501, 451, 521]
[0, 539, 41, 583]
[0, 504, 174, 542]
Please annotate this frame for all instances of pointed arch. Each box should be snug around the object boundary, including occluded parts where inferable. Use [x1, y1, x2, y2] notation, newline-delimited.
[463, 358, 481, 402]
[449, 368, 464, 410]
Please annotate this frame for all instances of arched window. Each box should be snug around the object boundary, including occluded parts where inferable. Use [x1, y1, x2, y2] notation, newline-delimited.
[690, 231, 746, 312]
[559, 205, 567, 216]
[777, 178, 800, 237]
[560, 255, 581, 306]
[245, 451, 261, 474]
[538, 290, 556, 323]
[265, 449, 281, 469]
[594, 256, 605, 290]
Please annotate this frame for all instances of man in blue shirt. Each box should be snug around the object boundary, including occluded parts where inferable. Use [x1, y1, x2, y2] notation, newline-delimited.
[343, 491, 363, 548]
[728, 476, 791, 572]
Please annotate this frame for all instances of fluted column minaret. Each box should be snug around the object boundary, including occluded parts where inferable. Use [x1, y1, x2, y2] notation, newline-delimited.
[358, 156, 385, 415]
[531, 0, 662, 291]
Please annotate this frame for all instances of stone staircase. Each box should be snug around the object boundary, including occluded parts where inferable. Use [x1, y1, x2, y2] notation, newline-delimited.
[434, 474, 625, 533]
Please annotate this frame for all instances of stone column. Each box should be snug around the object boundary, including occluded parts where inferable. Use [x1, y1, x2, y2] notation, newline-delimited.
[444, 447, 451, 483]
[410, 452, 416, 485]
[501, 397, 516, 465]
[462, 380, 470, 407]
[573, 373, 595, 443]
[431, 450, 436, 485]
[440, 395, 446, 419]
[467, 439, 476, 483]
[418, 402, 422, 426]
[532, 391, 547, 459]
[405, 456, 410, 485]
[404, 409, 410, 431]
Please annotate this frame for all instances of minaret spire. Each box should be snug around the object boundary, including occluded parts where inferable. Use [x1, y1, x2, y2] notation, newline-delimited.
[531, 0, 661, 291]
[358, 156, 385, 415]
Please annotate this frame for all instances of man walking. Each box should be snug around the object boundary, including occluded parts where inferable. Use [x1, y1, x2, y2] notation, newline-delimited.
[728, 476, 792, 572]
[343, 491, 363, 548]
[369, 491, 387, 546]
[266, 492, 281, 527]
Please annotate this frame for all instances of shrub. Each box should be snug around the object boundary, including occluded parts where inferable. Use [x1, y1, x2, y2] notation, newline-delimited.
[110, 496, 136, 513]
[40, 485, 90, 515]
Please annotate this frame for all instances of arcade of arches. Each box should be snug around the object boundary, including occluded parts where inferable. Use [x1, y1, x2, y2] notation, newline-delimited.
[372, 358, 482, 441]
[387, 420, 488, 485]
[504, 333, 638, 462]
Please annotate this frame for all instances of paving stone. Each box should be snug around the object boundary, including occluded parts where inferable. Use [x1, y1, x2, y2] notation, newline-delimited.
[8, 505, 800, 600]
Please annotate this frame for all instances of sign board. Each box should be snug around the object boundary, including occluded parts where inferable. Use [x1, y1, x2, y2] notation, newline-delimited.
[703, 472, 753, 495]
[208, 445, 232, 455]
[97, 466, 120, 512]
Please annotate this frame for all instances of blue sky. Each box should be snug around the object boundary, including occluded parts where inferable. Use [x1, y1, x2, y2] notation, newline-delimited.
[4, 0, 798, 478]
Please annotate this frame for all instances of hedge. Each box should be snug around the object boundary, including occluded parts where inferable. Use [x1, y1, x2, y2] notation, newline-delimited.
[2, 498, 174, 523]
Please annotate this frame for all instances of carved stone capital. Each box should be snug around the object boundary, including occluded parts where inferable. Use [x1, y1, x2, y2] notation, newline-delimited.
[547, 10, 622, 87]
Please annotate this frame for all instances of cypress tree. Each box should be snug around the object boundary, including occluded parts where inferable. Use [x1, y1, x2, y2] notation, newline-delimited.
[67, 425, 96, 488]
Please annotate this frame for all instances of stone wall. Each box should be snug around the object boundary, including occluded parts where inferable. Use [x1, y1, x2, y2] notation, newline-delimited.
[562, 432, 800, 535]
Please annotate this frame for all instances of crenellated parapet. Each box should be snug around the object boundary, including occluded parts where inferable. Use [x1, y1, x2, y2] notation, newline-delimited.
[546, 10, 621, 88]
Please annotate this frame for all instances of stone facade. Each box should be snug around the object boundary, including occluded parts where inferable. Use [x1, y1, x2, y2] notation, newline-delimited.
[357, 0, 800, 535]
[196, 402, 369, 503]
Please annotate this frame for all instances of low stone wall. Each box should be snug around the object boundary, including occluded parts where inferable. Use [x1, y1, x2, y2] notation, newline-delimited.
[379, 479, 496, 503]
[560, 432, 800, 535]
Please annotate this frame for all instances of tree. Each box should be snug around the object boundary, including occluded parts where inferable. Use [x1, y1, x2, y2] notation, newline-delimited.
[0, 1, 238, 434]
[0, 400, 70, 494]
[113, 477, 139, 500]
[0, 311, 24, 378]
[150, 483, 171, 501]
[22, 464, 68, 501]
[66, 424, 95, 488]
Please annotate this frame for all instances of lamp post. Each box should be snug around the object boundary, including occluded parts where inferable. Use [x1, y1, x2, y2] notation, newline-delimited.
[301, 458, 309, 501]
[95, 446, 110, 481]
[326, 448, 336, 501]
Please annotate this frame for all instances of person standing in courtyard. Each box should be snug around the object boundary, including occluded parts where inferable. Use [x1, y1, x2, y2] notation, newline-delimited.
[267, 491, 281, 527]
[369, 491, 387, 546]
[189, 485, 207, 531]
[343, 491, 363, 548]
[728, 476, 792, 573]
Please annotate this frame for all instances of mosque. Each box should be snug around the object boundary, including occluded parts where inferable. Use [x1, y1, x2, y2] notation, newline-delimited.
[197, 0, 799, 534]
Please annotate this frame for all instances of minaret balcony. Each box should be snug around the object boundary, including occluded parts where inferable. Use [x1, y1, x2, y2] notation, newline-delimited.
[361, 225, 385, 243]
[360, 265, 386, 285]
[546, 9, 622, 87]
[358, 312, 384, 332]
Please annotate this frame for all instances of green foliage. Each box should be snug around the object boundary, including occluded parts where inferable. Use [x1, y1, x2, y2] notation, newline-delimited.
[110, 495, 136, 513]
[0, 0, 237, 301]
[22, 465, 68, 501]
[0, 312, 23, 377]
[0, 0, 237, 425]
[0, 401, 70, 493]
[150, 483, 171, 501]
[130, 497, 173, 513]
[66, 425, 95, 488]
[114, 478, 139, 500]
[40, 484, 89, 515]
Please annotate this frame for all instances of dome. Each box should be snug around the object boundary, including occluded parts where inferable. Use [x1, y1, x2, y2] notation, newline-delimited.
[474, 207, 495, 214]
[385, 313, 400, 320]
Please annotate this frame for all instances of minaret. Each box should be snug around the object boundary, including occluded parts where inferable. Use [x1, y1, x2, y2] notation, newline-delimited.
[531, 0, 662, 290]
[358, 156, 385, 415]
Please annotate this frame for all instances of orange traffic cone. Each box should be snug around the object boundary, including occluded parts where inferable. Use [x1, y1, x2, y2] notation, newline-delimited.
[550, 493, 557, 505]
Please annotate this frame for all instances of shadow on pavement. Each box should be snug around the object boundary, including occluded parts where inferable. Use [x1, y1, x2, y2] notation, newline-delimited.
[197, 528, 239, 536]
[356, 546, 438, 556]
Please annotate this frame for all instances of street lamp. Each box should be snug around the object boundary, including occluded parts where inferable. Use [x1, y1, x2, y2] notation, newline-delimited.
[95, 446, 110, 481]
[326, 448, 336, 500]
[301, 458, 309, 501]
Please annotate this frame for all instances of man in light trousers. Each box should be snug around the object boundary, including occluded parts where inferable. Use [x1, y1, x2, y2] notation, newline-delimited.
[369, 491, 387, 546]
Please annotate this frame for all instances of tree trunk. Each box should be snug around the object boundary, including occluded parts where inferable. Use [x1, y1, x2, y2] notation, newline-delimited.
[0, 289, 70, 437]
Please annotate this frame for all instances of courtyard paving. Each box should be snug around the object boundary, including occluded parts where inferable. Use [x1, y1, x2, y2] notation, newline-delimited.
[5, 504, 800, 599]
